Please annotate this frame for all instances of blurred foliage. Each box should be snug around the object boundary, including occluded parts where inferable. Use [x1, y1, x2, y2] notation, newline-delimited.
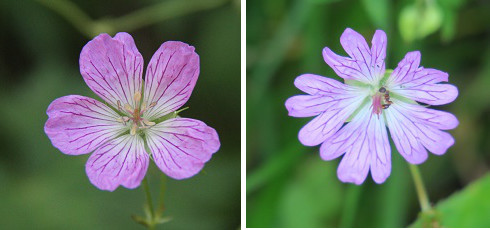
[0, 0, 240, 229]
[411, 173, 490, 227]
[399, 0, 443, 43]
[247, 0, 490, 227]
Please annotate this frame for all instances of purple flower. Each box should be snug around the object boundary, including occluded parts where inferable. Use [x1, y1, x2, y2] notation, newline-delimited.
[285, 28, 458, 185]
[45, 33, 220, 191]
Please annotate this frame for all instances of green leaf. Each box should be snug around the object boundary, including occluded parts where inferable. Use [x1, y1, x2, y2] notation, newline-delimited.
[361, 0, 389, 29]
[410, 173, 490, 227]
[399, 2, 443, 43]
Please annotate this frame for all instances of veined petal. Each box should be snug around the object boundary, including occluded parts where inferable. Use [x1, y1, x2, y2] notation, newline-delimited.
[86, 135, 149, 191]
[387, 51, 421, 84]
[146, 118, 220, 179]
[320, 103, 391, 184]
[44, 95, 126, 155]
[322, 28, 386, 84]
[293, 74, 351, 95]
[296, 86, 368, 146]
[143, 42, 199, 121]
[387, 51, 458, 105]
[385, 99, 456, 164]
[285, 95, 335, 117]
[395, 102, 459, 130]
[393, 84, 458, 106]
[80, 33, 143, 110]
[370, 30, 387, 78]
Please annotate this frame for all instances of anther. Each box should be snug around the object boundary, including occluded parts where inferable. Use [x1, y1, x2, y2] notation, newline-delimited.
[124, 104, 134, 114]
[134, 91, 141, 107]
[130, 123, 138, 136]
[142, 119, 156, 127]
[141, 101, 157, 114]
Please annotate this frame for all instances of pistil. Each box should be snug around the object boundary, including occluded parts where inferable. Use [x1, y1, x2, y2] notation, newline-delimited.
[116, 91, 158, 135]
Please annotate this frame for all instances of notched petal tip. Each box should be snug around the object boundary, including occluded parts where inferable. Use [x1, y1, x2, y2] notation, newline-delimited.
[142, 41, 200, 120]
[160, 41, 196, 54]
[79, 32, 144, 109]
[340, 27, 360, 40]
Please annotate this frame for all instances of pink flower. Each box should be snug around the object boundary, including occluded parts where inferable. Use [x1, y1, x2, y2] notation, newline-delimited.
[285, 28, 458, 185]
[45, 33, 220, 191]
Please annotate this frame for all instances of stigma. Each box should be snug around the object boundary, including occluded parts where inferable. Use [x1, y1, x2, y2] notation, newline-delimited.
[116, 91, 157, 135]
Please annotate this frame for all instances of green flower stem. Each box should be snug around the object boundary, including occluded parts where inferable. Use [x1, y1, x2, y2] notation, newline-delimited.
[409, 164, 431, 212]
[143, 177, 156, 230]
[36, 0, 231, 38]
[35, 0, 94, 37]
[157, 174, 167, 215]
[106, 0, 230, 32]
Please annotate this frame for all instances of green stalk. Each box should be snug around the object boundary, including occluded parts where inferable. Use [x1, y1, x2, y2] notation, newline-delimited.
[157, 174, 167, 215]
[143, 177, 156, 230]
[35, 0, 94, 37]
[408, 164, 431, 212]
[36, 0, 231, 38]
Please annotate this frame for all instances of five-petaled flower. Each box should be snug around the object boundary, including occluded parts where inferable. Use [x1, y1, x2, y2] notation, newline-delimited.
[45, 33, 220, 191]
[285, 28, 458, 184]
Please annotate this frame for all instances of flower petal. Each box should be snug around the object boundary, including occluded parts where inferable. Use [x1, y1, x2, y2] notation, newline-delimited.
[395, 102, 459, 130]
[322, 28, 386, 84]
[285, 95, 334, 118]
[86, 135, 149, 191]
[385, 100, 456, 164]
[146, 118, 220, 179]
[387, 51, 458, 105]
[295, 89, 368, 146]
[44, 95, 126, 155]
[143, 41, 199, 121]
[80, 33, 143, 110]
[320, 103, 391, 184]
[293, 73, 350, 95]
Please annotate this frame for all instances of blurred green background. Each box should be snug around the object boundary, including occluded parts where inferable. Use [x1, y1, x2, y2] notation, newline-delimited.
[247, 0, 490, 228]
[0, 0, 240, 229]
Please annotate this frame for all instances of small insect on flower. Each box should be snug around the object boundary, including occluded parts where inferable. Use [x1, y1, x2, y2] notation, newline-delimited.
[45, 33, 220, 191]
[285, 28, 458, 185]
[379, 87, 392, 109]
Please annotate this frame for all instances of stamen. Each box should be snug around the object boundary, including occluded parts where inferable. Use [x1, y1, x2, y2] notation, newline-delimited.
[117, 100, 122, 111]
[130, 123, 138, 135]
[142, 119, 156, 127]
[141, 101, 157, 114]
[121, 93, 158, 135]
[134, 91, 141, 107]
[124, 104, 134, 114]
[116, 116, 131, 125]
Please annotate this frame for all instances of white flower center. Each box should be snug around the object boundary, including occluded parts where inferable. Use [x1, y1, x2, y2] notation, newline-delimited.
[116, 91, 157, 135]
